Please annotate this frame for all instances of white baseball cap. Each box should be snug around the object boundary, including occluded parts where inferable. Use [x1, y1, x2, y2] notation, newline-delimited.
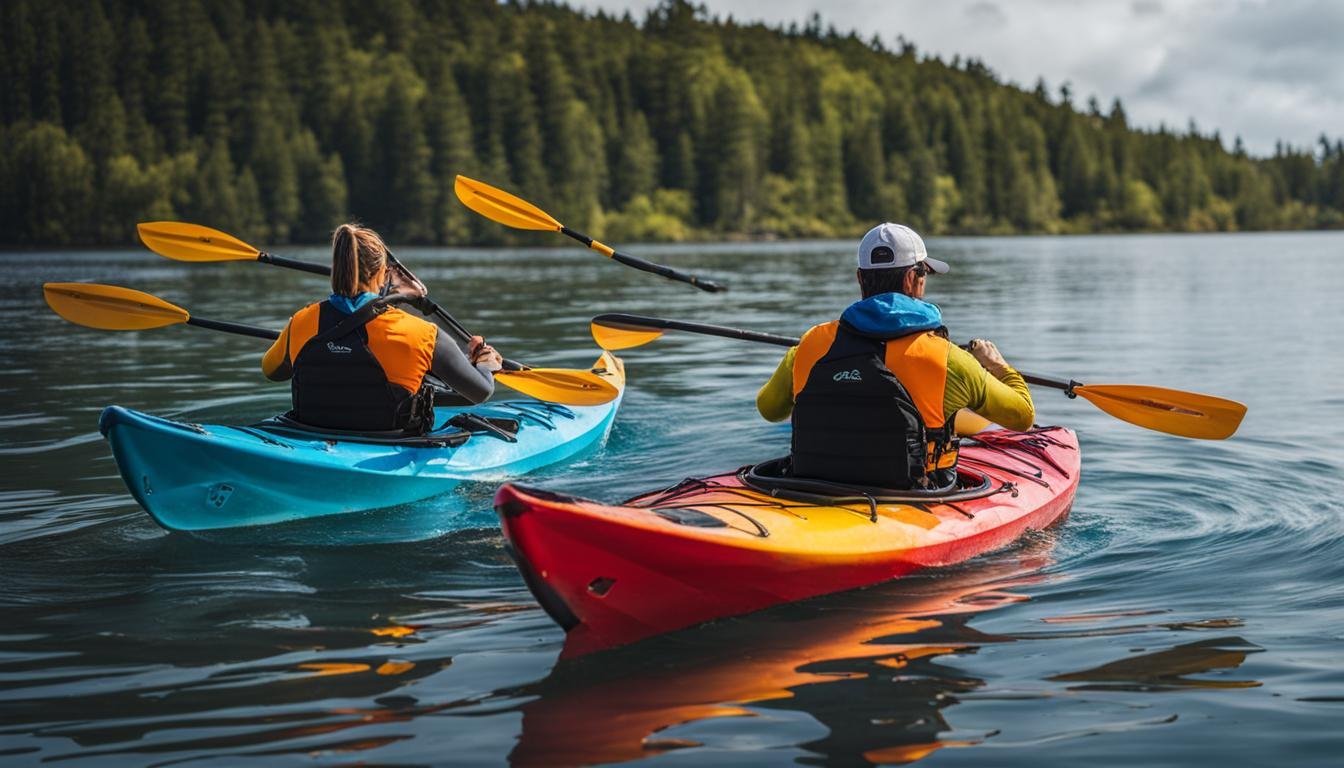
[857, 223, 949, 273]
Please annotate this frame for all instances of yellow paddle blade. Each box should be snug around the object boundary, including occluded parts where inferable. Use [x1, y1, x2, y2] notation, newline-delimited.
[43, 282, 189, 330]
[137, 221, 260, 262]
[454, 175, 562, 232]
[590, 319, 665, 350]
[1074, 384, 1247, 440]
[494, 369, 620, 406]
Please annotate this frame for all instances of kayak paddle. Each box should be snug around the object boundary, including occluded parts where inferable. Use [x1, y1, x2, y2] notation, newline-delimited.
[134, 221, 330, 275]
[590, 313, 1247, 440]
[42, 282, 278, 339]
[40, 283, 620, 405]
[453, 175, 726, 293]
[137, 221, 526, 374]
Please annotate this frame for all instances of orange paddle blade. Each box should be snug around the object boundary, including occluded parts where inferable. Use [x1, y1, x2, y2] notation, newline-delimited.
[590, 319, 666, 350]
[495, 369, 619, 406]
[1073, 384, 1247, 440]
[137, 221, 260, 262]
[454, 175, 563, 232]
[43, 283, 189, 330]
[495, 351, 624, 406]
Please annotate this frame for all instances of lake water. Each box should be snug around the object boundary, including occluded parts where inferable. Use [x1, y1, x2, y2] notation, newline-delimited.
[1, 232, 1342, 765]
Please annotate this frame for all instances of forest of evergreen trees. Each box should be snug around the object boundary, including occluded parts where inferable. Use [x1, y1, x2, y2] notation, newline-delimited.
[3, 0, 1343, 246]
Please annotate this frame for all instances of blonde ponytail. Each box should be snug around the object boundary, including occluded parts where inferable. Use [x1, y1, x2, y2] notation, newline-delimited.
[329, 223, 389, 297]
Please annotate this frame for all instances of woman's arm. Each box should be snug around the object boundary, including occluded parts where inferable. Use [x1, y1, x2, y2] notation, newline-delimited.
[428, 327, 495, 403]
[262, 320, 293, 381]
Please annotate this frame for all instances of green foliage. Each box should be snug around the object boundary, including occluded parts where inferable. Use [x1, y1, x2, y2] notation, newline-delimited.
[1, 0, 1340, 245]
[611, 111, 659, 208]
[1116, 179, 1164, 230]
[96, 154, 175, 242]
[3, 122, 94, 244]
[604, 189, 694, 241]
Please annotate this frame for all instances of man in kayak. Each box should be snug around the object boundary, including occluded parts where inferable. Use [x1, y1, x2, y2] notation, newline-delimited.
[756, 222, 1034, 489]
[262, 223, 503, 433]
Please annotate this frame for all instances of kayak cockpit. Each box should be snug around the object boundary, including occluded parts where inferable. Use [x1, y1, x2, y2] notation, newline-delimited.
[740, 457, 1002, 508]
[247, 409, 533, 448]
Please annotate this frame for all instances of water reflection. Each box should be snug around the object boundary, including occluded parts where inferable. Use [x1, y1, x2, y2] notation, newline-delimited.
[506, 547, 1052, 766]
[1049, 636, 1263, 691]
[0, 529, 528, 763]
[505, 535, 1263, 767]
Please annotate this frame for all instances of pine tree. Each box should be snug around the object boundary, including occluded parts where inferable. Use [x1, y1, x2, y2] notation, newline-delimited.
[5, 123, 94, 243]
[375, 66, 435, 241]
[611, 111, 659, 208]
[0, 0, 1339, 243]
[424, 60, 476, 244]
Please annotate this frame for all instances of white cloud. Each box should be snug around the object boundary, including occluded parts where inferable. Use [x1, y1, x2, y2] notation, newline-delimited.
[573, 0, 1343, 155]
[965, 2, 1007, 26]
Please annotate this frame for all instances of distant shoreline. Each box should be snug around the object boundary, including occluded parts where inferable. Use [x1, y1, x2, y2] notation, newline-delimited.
[5, 227, 1340, 254]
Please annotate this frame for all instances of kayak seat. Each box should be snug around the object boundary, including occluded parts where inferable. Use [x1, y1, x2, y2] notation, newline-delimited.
[253, 412, 471, 448]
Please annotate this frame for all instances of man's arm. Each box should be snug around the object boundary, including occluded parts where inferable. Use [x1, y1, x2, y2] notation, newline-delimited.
[756, 346, 797, 422]
[944, 343, 1034, 431]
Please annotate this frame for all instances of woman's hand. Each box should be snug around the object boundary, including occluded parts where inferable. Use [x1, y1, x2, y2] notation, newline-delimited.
[468, 335, 503, 372]
[386, 261, 428, 297]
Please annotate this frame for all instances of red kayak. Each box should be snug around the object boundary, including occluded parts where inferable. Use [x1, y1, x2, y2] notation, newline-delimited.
[495, 426, 1080, 657]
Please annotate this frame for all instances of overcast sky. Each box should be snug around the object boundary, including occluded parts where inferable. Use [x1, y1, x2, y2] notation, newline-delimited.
[574, 0, 1341, 157]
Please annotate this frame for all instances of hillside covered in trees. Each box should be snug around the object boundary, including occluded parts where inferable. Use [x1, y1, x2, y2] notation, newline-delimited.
[3, 0, 1343, 246]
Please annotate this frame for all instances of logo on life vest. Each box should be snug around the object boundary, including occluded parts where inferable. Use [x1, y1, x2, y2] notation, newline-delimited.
[326, 341, 353, 354]
[833, 369, 863, 382]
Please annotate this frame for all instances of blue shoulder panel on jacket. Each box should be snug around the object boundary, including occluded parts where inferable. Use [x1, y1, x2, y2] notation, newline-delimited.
[840, 293, 943, 338]
[327, 292, 381, 315]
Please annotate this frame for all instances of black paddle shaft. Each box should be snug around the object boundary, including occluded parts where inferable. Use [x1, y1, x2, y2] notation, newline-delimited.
[187, 317, 280, 340]
[560, 228, 727, 293]
[257, 253, 329, 276]
[596, 313, 1081, 393]
[595, 313, 797, 346]
[257, 250, 525, 372]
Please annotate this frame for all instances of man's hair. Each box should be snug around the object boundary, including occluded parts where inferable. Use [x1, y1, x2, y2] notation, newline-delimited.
[858, 266, 914, 298]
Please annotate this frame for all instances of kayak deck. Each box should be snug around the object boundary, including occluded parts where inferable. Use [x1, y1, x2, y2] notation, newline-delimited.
[496, 426, 1079, 657]
[103, 352, 624, 532]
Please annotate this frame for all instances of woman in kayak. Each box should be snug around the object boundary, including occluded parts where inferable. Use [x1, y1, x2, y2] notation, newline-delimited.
[262, 223, 502, 433]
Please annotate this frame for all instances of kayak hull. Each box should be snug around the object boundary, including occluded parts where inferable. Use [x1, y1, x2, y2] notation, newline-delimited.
[496, 426, 1079, 657]
[103, 353, 624, 531]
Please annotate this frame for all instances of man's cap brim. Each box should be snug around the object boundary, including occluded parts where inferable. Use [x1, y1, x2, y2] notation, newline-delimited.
[924, 256, 950, 274]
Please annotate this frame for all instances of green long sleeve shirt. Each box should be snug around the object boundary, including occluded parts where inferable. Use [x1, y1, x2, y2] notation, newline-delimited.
[756, 342, 1035, 431]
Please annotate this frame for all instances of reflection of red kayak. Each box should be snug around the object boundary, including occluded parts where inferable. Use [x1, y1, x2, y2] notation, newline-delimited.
[509, 550, 1056, 767]
[495, 426, 1080, 657]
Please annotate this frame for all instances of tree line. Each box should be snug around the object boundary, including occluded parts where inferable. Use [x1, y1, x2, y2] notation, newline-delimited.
[3, 0, 1342, 246]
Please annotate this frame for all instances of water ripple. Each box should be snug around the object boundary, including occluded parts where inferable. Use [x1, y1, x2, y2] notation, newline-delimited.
[1, 235, 1342, 763]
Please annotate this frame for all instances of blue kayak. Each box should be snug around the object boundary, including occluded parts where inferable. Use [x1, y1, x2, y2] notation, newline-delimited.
[100, 353, 625, 532]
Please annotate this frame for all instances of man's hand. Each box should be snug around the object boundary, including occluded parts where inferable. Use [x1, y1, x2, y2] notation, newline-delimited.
[468, 335, 503, 373]
[968, 338, 1012, 378]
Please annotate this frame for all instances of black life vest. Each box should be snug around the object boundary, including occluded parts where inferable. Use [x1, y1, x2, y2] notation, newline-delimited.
[790, 323, 955, 489]
[290, 300, 434, 433]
